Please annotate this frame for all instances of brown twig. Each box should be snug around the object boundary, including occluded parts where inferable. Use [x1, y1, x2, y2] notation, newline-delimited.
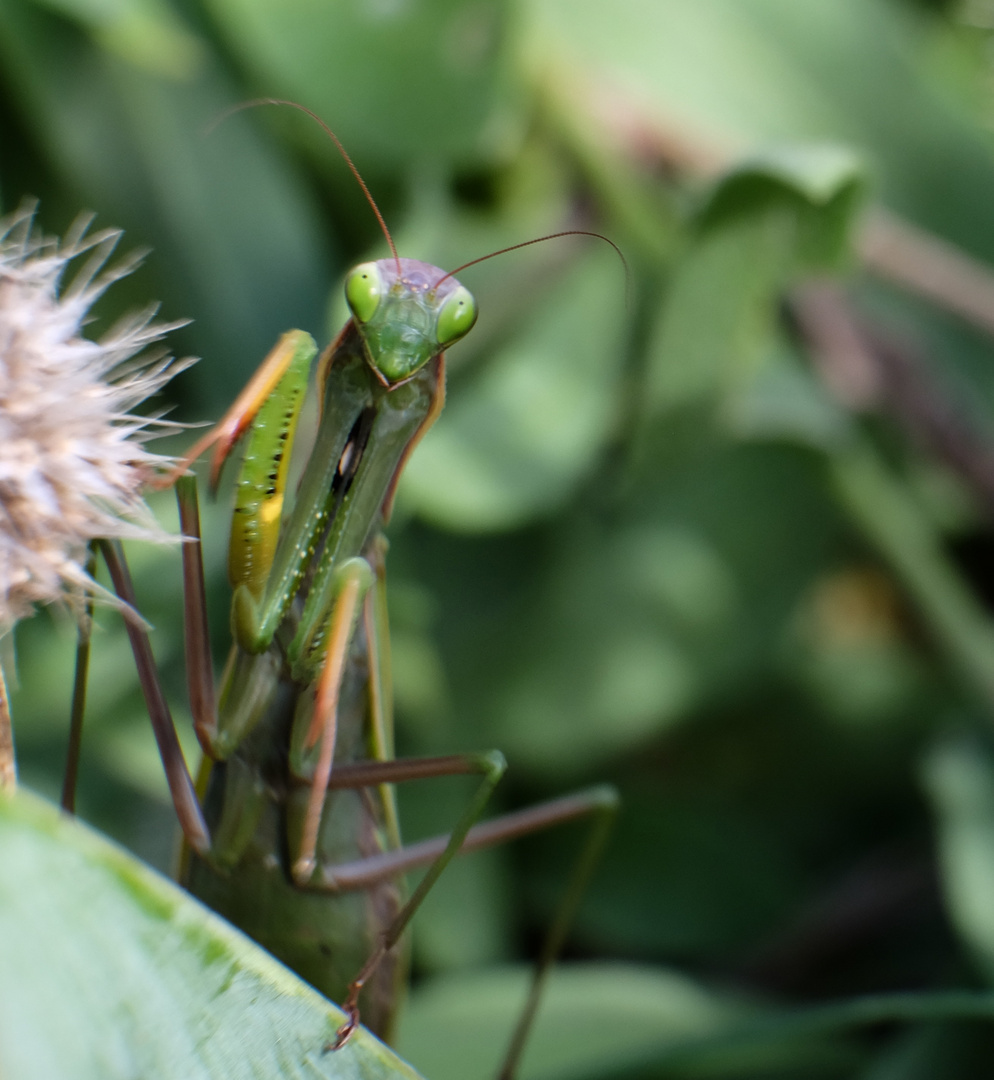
[793, 281, 994, 521]
[791, 282, 883, 410]
[0, 665, 15, 791]
[858, 209, 994, 340]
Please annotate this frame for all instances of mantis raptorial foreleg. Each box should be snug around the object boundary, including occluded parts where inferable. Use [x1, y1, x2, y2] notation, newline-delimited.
[160, 329, 318, 495]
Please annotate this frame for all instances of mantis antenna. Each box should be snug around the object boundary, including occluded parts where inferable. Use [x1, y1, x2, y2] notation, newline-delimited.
[209, 97, 402, 274]
[211, 102, 628, 301]
[435, 230, 631, 307]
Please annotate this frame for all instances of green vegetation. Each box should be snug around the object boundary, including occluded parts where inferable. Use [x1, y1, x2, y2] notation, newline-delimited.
[7, 1, 994, 1077]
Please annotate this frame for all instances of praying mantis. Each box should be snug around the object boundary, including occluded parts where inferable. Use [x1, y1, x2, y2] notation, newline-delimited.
[65, 102, 619, 1079]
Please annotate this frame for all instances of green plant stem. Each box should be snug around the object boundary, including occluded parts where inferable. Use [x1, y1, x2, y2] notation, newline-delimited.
[831, 440, 994, 711]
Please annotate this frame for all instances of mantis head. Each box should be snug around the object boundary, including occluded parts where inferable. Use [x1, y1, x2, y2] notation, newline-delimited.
[345, 258, 476, 385]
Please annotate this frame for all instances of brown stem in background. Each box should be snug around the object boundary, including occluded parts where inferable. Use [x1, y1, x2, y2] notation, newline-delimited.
[790, 283, 883, 410]
[858, 210, 994, 340]
[0, 665, 15, 791]
[793, 281, 994, 521]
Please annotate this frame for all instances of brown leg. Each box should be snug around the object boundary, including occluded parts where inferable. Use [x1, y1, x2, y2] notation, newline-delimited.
[61, 543, 97, 813]
[98, 539, 210, 855]
[175, 477, 217, 754]
[302, 750, 619, 1079]
[0, 665, 15, 792]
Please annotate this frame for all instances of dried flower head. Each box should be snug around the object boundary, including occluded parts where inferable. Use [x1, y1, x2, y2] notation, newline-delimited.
[0, 203, 191, 631]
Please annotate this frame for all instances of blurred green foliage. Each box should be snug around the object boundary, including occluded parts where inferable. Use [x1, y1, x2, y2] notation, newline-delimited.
[9, 0, 994, 1077]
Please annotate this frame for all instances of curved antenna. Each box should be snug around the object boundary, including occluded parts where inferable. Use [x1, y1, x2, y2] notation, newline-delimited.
[434, 230, 630, 304]
[209, 98, 401, 273]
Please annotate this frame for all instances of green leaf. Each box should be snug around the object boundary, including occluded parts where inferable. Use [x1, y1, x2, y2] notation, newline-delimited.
[201, 0, 515, 166]
[698, 143, 866, 269]
[642, 211, 789, 417]
[641, 146, 864, 424]
[32, 0, 206, 78]
[402, 964, 994, 1080]
[922, 735, 994, 982]
[710, 144, 865, 208]
[395, 963, 746, 1080]
[725, 346, 853, 450]
[0, 789, 424, 1080]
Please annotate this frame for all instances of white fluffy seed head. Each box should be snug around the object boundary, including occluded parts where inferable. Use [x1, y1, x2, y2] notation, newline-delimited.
[0, 202, 193, 631]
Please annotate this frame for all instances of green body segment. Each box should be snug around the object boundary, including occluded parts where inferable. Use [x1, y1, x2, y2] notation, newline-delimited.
[185, 610, 407, 1036]
[289, 348, 438, 681]
[180, 258, 475, 1038]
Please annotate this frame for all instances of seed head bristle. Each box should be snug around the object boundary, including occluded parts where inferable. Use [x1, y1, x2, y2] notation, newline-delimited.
[0, 201, 192, 631]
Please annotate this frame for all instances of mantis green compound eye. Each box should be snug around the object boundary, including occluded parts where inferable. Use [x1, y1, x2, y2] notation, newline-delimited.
[345, 262, 384, 324]
[435, 285, 477, 346]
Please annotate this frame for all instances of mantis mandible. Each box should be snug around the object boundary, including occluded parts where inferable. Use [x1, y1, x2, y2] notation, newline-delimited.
[65, 101, 619, 1078]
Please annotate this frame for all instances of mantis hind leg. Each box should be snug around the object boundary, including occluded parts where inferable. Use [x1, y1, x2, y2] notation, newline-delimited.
[95, 539, 210, 854]
[60, 543, 98, 812]
[302, 567, 619, 1078]
[55, 522, 211, 853]
[302, 753, 618, 1079]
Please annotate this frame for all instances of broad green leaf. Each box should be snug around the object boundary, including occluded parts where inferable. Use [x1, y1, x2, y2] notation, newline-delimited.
[707, 144, 865, 209]
[201, 0, 515, 166]
[31, 0, 206, 78]
[401, 964, 994, 1080]
[0, 789, 424, 1080]
[396, 963, 746, 1080]
[922, 736, 994, 982]
[641, 145, 864, 423]
[698, 143, 866, 270]
[725, 349, 853, 450]
[641, 210, 794, 417]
